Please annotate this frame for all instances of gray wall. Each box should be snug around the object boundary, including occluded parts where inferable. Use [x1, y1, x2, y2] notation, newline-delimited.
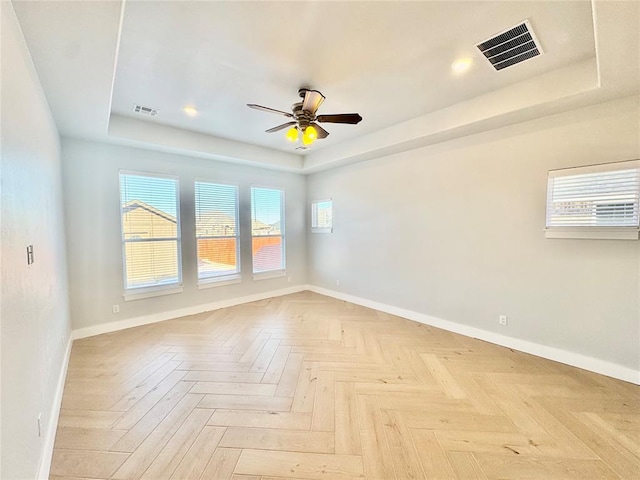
[307, 95, 640, 372]
[62, 139, 307, 330]
[1, 3, 71, 478]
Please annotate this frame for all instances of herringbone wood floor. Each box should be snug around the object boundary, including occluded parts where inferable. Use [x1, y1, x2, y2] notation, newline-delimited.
[50, 291, 640, 479]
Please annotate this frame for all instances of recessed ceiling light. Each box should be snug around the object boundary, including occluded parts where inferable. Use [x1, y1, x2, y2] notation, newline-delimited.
[451, 57, 474, 73]
[182, 105, 198, 117]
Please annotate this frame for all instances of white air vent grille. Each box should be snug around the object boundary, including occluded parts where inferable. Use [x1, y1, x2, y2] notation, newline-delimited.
[477, 20, 543, 71]
[132, 104, 159, 116]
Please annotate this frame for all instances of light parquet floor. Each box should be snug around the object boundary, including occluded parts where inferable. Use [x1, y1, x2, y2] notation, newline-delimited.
[50, 291, 640, 479]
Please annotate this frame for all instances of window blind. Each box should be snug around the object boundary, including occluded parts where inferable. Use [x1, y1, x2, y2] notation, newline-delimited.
[546, 161, 640, 228]
[195, 181, 240, 281]
[120, 172, 181, 290]
[251, 187, 285, 273]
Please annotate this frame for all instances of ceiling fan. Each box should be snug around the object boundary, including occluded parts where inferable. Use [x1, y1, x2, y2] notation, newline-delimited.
[247, 88, 362, 148]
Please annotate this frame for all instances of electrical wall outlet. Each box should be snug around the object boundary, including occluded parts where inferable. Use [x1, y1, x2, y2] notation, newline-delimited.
[499, 315, 508, 326]
[112, 304, 120, 314]
[336, 279, 340, 286]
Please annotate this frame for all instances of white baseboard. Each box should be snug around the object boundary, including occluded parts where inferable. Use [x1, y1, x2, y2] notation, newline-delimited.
[72, 285, 309, 340]
[69, 283, 639, 385]
[37, 334, 73, 480]
[307, 286, 640, 385]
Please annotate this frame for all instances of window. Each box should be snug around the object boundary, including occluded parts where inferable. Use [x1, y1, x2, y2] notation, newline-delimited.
[119, 172, 182, 297]
[251, 186, 285, 275]
[195, 181, 240, 284]
[311, 199, 333, 233]
[545, 160, 640, 239]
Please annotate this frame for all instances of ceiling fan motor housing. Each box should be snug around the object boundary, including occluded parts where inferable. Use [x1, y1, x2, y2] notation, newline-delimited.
[292, 102, 313, 129]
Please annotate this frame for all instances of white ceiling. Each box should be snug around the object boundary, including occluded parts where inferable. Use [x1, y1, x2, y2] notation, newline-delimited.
[11, 0, 640, 172]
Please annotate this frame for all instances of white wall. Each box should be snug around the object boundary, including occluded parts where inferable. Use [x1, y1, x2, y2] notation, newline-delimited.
[0, 3, 71, 479]
[62, 139, 307, 331]
[307, 95, 640, 374]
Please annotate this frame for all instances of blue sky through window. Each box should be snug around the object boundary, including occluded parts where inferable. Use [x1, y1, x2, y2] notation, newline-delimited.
[120, 174, 178, 218]
[251, 187, 282, 226]
[120, 176, 283, 225]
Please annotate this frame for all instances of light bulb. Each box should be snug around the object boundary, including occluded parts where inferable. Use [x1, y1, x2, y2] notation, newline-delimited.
[302, 125, 317, 145]
[286, 127, 299, 142]
[305, 125, 317, 140]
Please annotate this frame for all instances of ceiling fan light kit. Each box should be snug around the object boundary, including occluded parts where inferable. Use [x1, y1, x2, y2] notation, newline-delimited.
[248, 88, 362, 148]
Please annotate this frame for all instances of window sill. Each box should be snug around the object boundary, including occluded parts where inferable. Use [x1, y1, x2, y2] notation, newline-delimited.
[252, 270, 286, 281]
[198, 275, 242, 289]
[124, 285, 183, 301]
[544, 228, 640, 240]
[312, 227, 333, 234]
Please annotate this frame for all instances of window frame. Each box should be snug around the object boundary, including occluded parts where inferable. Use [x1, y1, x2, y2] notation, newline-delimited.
[250, 185, 286, 279]
[311, 198, 333, 234]
[119, 170, 183, 301]
[194, 179, 241, 287]
[544, 160, 640, 240]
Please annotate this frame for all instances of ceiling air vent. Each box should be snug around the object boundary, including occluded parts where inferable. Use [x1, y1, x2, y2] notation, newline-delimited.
[132, 104, 159, 116]
[476, 20, 543, 71]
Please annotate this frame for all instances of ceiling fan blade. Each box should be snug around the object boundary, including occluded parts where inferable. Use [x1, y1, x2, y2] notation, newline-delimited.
[316, 113, 363, 124]
[302, 90, 325, 114]
[311, 122, 329, 139]
[247, 104, 293, 117]
[265, 121, 297, 133]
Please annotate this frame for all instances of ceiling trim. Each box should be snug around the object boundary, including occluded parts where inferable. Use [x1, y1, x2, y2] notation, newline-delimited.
[303, 59, 599, 173]
[108, 114, 303, 172]
[106, 0, 126, 124]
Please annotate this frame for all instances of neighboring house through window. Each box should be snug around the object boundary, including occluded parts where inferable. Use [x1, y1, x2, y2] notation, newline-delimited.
[311, 199, 333, 233]
[119, 171, 182, 298]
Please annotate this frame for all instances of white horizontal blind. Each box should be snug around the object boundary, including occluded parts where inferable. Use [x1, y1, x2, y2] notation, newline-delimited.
[120, 172, 181, 290]
[195, 182, 240, 281]
[546, 162, 640, 228]
[251, 187, 285, 273]
[312, 199, 333, 232]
